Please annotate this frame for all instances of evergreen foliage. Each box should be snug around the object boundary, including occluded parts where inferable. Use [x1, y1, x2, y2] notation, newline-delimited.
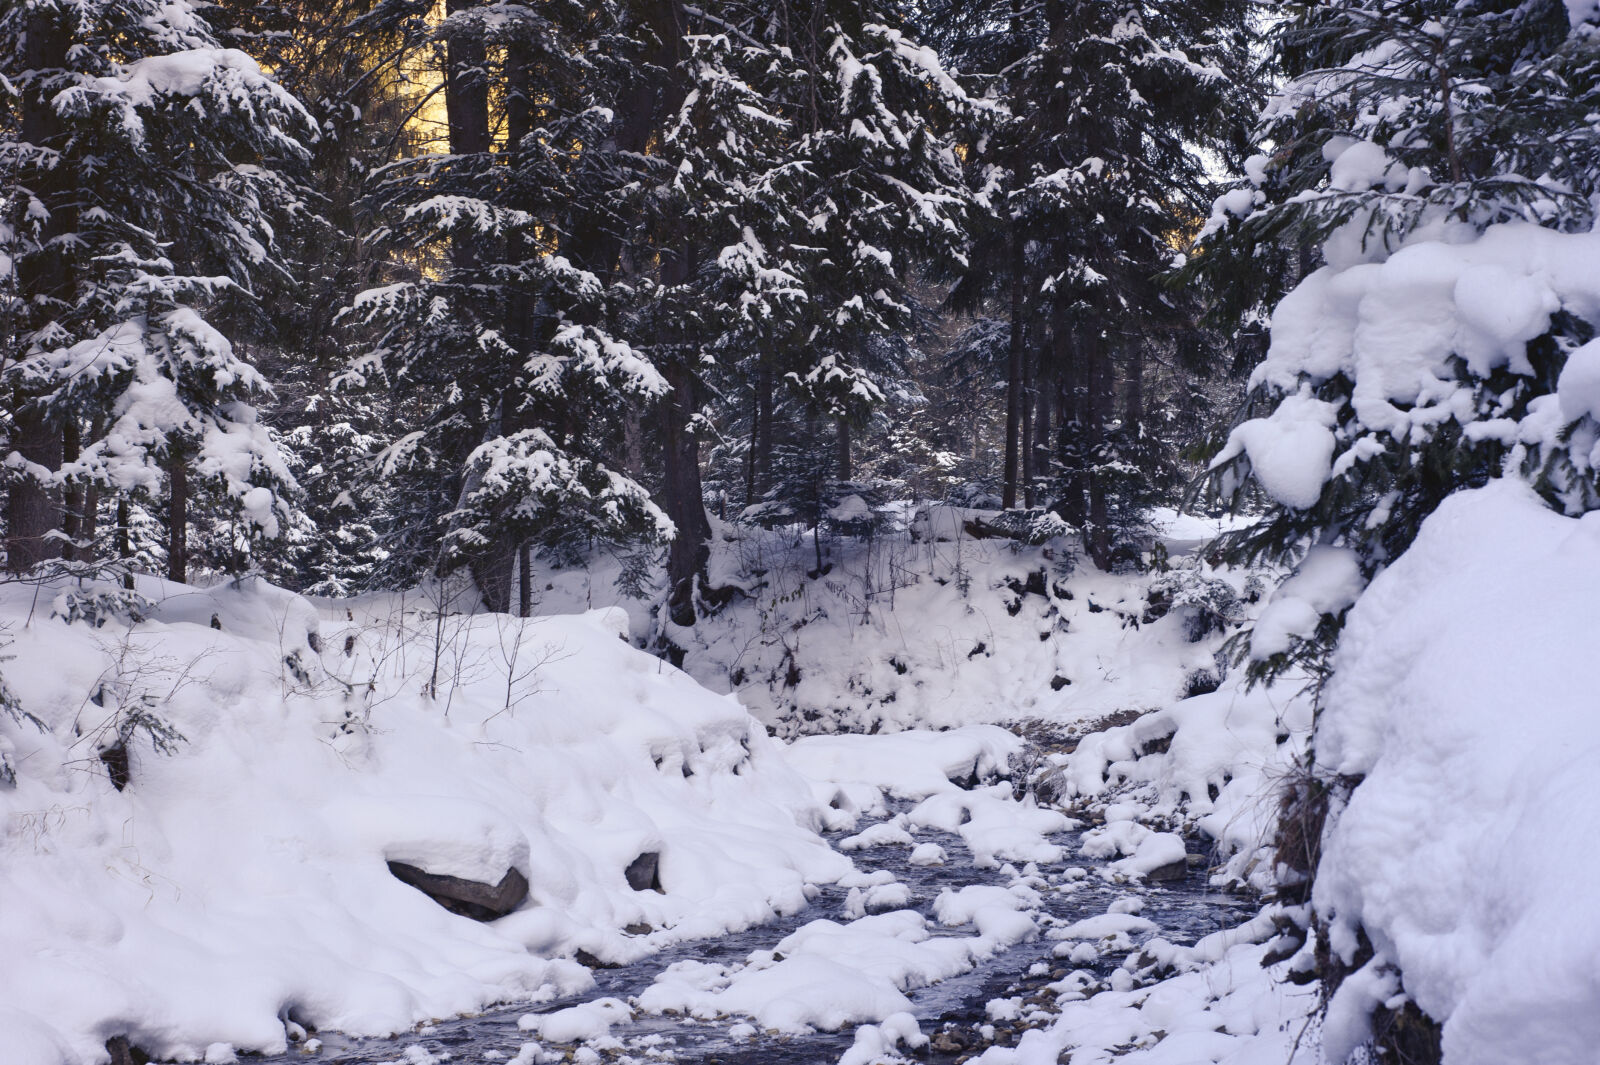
[1, 0, 316, 578]
[1199, 0, 1600, 680]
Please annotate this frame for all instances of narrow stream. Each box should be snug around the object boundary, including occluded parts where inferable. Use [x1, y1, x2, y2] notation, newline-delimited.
[263, 798, 1256, 1065]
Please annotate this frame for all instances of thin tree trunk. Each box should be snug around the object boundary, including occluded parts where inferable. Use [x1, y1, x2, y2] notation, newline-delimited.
[641, 0, 712, 627]
[518, 542, 532, 618]
[1002, 230, 1025, 509]
[1124, 344, 1145, 437]
[756, 357, 774, 497]
[1032, 370, 1053, 503]
[1085, 329, 1112, 569]
[1052, 312, 1087, 527]
[1021, 342, 1035, 508]
[622, 411, 645, 477]
[167, 456, 188, 584]
[80, 481, 100, 564]
[446, 0, 515, 612]
[836, 417, 852, 482]
[661, 353, 711, 627]
[6, 403, 63, 573]
[61, 417, 84, 561]
[116, 498, 134, 588]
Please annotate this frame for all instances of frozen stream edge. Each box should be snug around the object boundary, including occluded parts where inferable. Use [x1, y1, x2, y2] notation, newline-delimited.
[259, 789, 1260, 1065]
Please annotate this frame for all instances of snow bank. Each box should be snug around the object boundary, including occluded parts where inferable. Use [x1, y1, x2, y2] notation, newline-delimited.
[1313, 482, 1600, 1063]
[784, 724, 1022, 798]
[0, 576, 845, 1064]
[1040, 684, 1311, 891]
[637, 892, 1041, 1034]
[552, 513, 1249, 736]
[974, 921, 1317, 1065]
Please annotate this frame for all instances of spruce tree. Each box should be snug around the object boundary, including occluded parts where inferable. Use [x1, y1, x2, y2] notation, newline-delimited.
[349, 0, 671, 613]
[1198, 0, 1600, 678]
[1, 0, 316, 580]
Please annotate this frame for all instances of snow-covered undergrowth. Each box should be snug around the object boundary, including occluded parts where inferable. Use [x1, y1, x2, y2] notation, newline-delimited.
[0, 576, 849, 1064]
[1310, 482, 1600, 1063]
[541, 506, 1257, 736]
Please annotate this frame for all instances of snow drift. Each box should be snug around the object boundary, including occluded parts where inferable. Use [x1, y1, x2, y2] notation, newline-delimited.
[0, 576, 846, 1065]
[1314, 481, 1600, 1063]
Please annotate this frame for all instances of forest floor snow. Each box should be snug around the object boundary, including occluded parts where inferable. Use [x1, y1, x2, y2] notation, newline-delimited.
[533, 505, 1262, 737]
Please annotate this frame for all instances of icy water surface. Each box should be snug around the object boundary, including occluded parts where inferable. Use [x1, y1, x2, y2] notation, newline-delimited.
[263, 801, 1255, 1065]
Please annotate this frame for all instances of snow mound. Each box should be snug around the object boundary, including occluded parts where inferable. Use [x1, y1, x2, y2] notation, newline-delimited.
[785, 724, 1022, 799]
[784, 726, 1075, 866]
[1313, 482, 1600, 1063]
[0, 577, 846, 1064]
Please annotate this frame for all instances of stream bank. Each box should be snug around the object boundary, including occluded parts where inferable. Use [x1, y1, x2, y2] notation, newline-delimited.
[261, 793, 1261, 1065]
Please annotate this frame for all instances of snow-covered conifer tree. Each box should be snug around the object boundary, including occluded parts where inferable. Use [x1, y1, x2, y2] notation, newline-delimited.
[1, 0, 315, 580]
[936, 0, 1255, 565]
[350, 0, 671, 613]
[1201, 0, 1600, 674]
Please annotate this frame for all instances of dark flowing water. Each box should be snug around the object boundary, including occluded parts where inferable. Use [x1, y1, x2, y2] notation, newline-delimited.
[263, 800, 1256, 1065]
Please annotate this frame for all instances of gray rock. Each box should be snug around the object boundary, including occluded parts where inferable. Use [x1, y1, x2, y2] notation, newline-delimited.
[625, 851, 664, 893]
[106, 1037, 149, 1065]
[387, 861, 528, 920]
[1146, 858, 1188, 883]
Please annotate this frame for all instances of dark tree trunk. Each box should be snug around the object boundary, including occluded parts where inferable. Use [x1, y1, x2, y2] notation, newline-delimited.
[637, 0, 713, 627]
[836, 417, 852, 482]
[5, 9, 73, 574]
[743, 404, 758, 509]
[117, 498, 134, 589]
[1002, 230, 1025, 509]
[167, 456, 188, 584]
[1052, 312, 1088, 527]
[444, 0, 490, 188]
[518, 542, 532, 618]
[755, 358, 774, 498]
[1084, 329, 1113, 570]
[1021, 342, 1036, 508]
[446, 0, 516, 611]
[61, 418, 85, 561]
[1124, 344, 1145, 436]
[661, 354, 711, 627]
[470, 547, 515, 614]
[6, 402, 63, 573]
[622, 411, 645, 477]
[1032, 368, 1053, 500]
[79, 481, 101, 564]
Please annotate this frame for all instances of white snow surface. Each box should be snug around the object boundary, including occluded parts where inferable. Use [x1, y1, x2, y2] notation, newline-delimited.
[975, 918, 1318, 1065]
[637, 889, 1040, 1035]
[0, 576, 848, 1064]
[1313, 481, 1600, 1064]
[1250, 546, 1363, 660]
[534, 511, 1252, 737]
[1256, 223, 1600, 411]
[1044, 682, 1312, 893]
